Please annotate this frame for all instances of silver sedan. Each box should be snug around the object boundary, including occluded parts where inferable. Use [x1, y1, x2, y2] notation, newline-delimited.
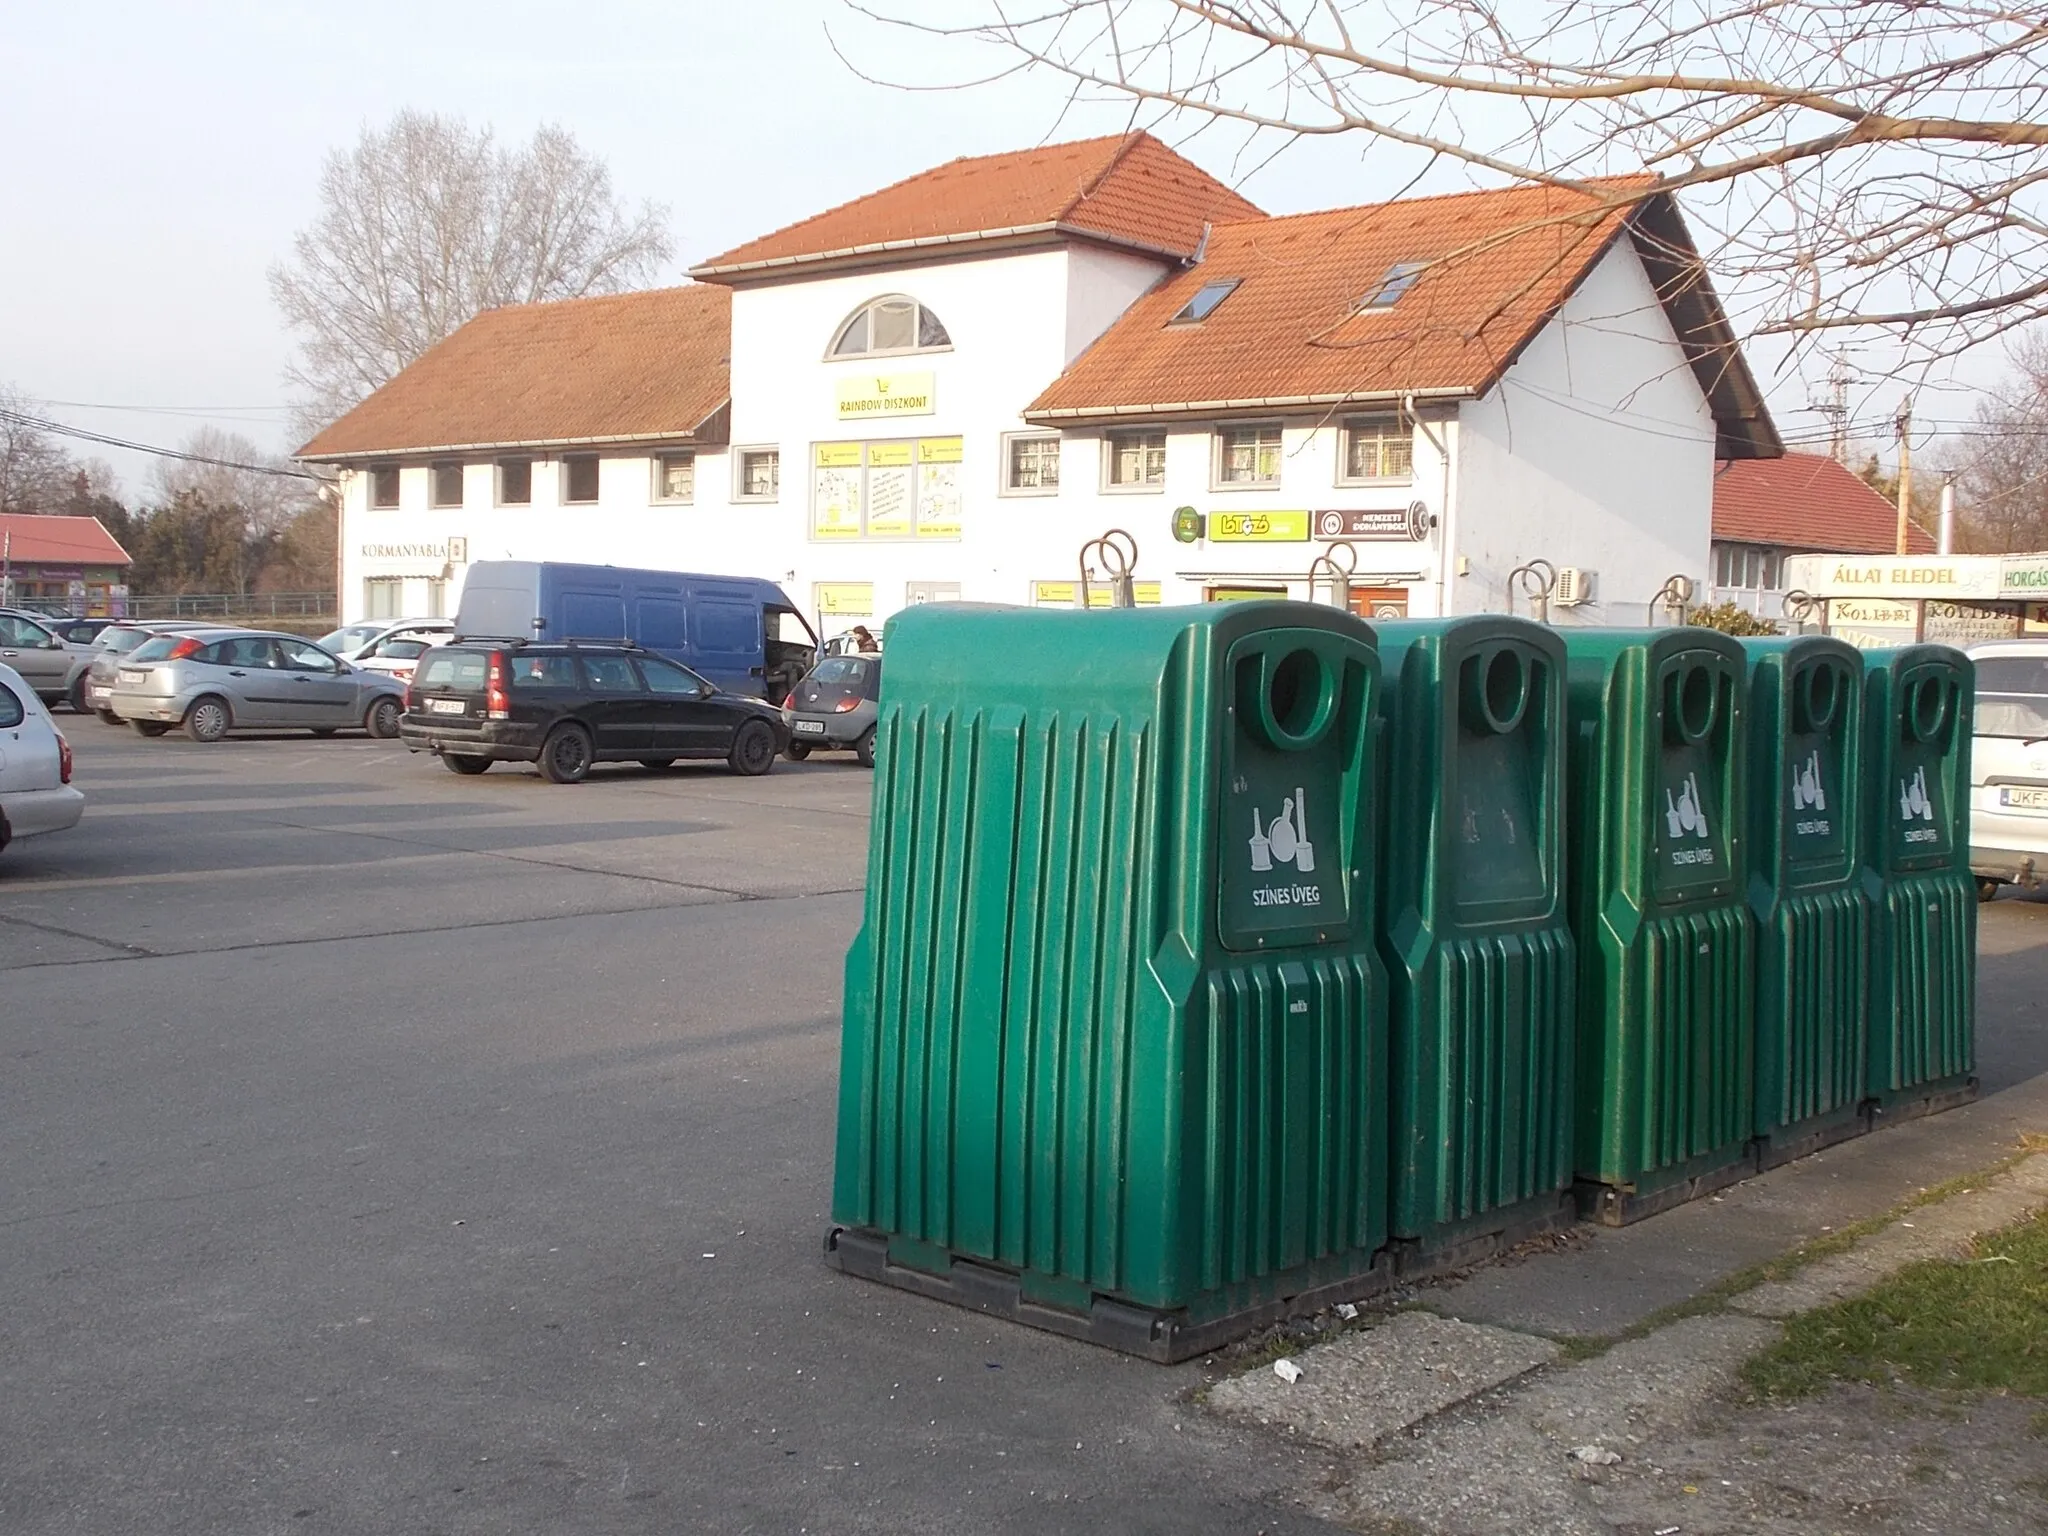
[107, 628, 408, 742]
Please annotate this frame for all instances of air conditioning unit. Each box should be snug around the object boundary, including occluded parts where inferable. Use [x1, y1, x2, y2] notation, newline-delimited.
[1552, 567, 1594, 607]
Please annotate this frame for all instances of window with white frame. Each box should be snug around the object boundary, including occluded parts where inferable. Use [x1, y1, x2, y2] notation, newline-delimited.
[368, 464, 400, 509]
[654, 452, 695, 503]
[1003, 434, 1060, 494]
[430, 461, 464, 508]
[363, 577, 403, 619]
[737, 448, 780, 501]
[1215, 423, 1282, 487]
[829, 295, 952, 358]
[497, 458, 532, 505]
[562, 455, 600, 504]
[1340, 415, 1414, 482]
[1104, 430, 1166, 489]
[1713, 543, 1786, 591]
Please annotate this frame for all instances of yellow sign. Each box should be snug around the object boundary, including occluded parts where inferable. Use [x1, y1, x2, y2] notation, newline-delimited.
[1032, 581, 1163, 607]
[815, 582, 874, 617]
[866, 441, 913, 467]
[1210, 510, 1310, 543]
[1206, 585, 1289, 603]
[917, 436, 963, 463]
[836, 372, 935, 419]
[815, 442, 862, 468]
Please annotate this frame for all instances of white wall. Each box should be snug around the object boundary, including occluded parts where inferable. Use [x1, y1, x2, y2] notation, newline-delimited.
[1449, 239, 1717, 625]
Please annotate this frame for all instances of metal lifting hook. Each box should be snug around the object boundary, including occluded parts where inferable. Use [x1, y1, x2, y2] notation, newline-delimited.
[1508, 559, 1557, 624]
[1077, 528, 1139, 609]
[1654, 573, 1695, 626]
[1307, 539, 1359, 611]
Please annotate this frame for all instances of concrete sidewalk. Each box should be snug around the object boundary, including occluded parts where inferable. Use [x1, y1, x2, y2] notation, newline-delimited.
[1202, 1073, 2048, 1535]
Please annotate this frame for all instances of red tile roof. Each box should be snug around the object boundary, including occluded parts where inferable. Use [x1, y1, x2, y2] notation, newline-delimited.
[0, 513, 130, 567]
[297, 286, 730, 460]
[691, 133, 1264, 279]
[1712, 452, 1934, 553]
[1028, 178, 1662, 417]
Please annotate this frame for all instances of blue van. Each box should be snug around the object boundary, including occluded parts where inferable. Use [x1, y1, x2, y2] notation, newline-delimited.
[452, 561, 819, 699]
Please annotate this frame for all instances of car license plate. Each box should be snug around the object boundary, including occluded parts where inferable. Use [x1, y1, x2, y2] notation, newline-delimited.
[793, 719, 827, 734]
[119, 669, 145, 684]
[2000, 785, 2048, 811]
[427, 698, 467, 715]
[89, 684, 110, 701]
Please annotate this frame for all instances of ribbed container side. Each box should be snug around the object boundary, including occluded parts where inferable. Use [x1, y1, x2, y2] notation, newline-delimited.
[1631, 906, 1755, 1174]
[1759, 888, 1869, 1132]
[1395, 927, 1575, 1234]
[1196, 954, 1385, 1294]
[843, 696, 1160, 1297]
[1874, 873, 1976, 1094]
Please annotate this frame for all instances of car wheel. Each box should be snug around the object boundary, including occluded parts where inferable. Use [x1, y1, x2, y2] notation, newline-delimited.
[184, 696, 231, 743]
[96, 708, 121, 725]
[363, 697, 402, 739]
[1977, 877, 2003, 903]
[67, 676, 89, 714]
[442, 753, 491, 776]
[728, 719, 777, 776]
[637, 758, 676, 770]
[854, 727, 877, 769]
[785, 739, 812, 761]
[132, 720, 169, 738]
[539, 724, 594, 784]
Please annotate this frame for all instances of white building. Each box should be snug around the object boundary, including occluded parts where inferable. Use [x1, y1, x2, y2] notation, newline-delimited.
[300, 133, 1778, 631]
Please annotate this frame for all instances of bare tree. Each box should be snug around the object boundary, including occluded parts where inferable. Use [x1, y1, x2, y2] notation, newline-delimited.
[1957, 337, 2048, 551]
[272, 111, 675, 439]
[150, 426, 316, 538]
[846, 2, 2048, 360]
[0, 385, 78, 514]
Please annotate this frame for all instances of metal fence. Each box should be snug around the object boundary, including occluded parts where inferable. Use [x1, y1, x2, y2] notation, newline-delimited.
[122, 592, 338, 622]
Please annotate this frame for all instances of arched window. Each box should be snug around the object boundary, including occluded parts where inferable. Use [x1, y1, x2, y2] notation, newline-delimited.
[829, 295, 951, 358]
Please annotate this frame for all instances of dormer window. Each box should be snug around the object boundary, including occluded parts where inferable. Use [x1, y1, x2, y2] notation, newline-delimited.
[829, 295, 951, 358]
[1169, 278, 1241, 325]
[1359, 262, 1425, 311]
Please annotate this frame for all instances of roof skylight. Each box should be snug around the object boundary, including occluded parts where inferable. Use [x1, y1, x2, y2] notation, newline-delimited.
[1359, 262, 1426, 311]
[1169, 277, 1242, 325]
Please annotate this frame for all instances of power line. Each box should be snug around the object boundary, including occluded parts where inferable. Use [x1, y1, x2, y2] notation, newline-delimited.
[0, 408, 319, 481]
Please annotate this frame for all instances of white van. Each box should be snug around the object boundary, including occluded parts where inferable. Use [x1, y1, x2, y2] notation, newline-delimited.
[1967, 639, 2048, 898]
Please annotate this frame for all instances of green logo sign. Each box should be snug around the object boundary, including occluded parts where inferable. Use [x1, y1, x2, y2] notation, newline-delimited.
[1172, 505, 1204, 544]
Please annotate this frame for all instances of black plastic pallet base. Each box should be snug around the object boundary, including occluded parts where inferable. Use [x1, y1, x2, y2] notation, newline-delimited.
[823, 1226, 1394, 1364]
[1755, 1109, 1869, 1171]
[1574, 1147, 1759, 1228]
[1392, 1189, 1580, 1280]
[1866, 1076, 1979, 1129]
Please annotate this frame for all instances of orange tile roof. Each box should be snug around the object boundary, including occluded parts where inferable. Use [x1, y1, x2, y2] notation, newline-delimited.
[1712, 452, 1935, 553]
[1028, 179, 1670, 419]
[0, 513, 130, 567]
[691, 133, 1263, 278]
[297, 285, 730, 460]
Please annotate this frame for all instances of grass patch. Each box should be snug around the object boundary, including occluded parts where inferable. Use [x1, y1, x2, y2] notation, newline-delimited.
[1743, 1207, 2048, 1401]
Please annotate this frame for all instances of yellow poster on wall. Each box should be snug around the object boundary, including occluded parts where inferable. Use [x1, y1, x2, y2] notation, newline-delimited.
[1032, 580, 1163, 607]
[812, 442, 864, 540]
[815, 582, 875, 617]
[836, 373, 935, 419]
[1210, 510, 1310, 543]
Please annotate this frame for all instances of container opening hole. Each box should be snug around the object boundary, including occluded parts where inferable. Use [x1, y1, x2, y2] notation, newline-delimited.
[1482, 649, 1527, 732]
[1909, 676, 1949, 741]
[1676, 664, 1716, 741]
[1803, 663, 1840, 732]
[1268, 648, 1327, 739]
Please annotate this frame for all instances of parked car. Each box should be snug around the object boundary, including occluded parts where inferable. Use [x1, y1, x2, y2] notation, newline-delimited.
[782, 652, 882, 765]
[0, 610, 75, 704]
[37, 615, 119, 646]
[82, 622, 216, 722]
[350, 622, 453, 685]
[453, 561, 819, 699]
[1967, 639, 2048, 898]
[108, 628, 407, 742]
[0, 661, 84, 858]
[401, 640, 787, 783]
[317, 616, 451, 661]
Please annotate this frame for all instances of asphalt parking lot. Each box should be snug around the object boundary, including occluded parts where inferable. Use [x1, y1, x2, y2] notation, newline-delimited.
[4, 728, 2046, 1536]
[0, 727, 1334, 1536]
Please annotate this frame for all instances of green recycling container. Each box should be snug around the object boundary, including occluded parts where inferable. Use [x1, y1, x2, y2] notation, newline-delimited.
[1860, 646, 1976, 1117]
[1741, 636, 1871, 1165]
[1561, 628, 1755, 1223]
[1374, 617, 1575, 1253]
[828, 601, 1388, 1360]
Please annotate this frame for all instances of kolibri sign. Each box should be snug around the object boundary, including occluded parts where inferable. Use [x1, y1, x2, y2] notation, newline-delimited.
[835, 371, 935, 419]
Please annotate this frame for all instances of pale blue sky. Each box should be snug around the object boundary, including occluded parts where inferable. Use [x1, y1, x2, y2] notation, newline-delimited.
[0, 1, 1989, 494]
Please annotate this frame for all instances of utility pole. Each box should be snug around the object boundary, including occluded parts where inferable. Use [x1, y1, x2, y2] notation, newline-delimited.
[1826, 355, 1851, 463]
[1894, 396, 1914, 557]
[1939, 472, 1956, 556]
